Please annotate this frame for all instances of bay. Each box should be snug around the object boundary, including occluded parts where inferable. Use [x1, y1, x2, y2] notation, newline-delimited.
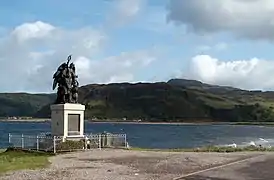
[1, 121, 274, 149]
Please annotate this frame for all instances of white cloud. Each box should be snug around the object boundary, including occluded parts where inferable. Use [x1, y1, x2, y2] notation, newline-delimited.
[11, 21, 55, 42]
[116, 0, 142, 18]
[0, 21, 157, 93]
[197, 42, 228, 53]
[167, 0, 274, 40]
[196, 45, 211, 52]
[106, 0, 145, 27]
[215, 42, 228, 51]
[184, 54, 274, 90]
[73, 50, 156, 85]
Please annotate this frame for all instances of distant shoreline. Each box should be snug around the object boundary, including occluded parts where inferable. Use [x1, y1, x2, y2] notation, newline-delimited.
[1, 119, 274, 126]
[0, 119, 50, 122]
[88, 121, 219, 125]
[0, 119, 223, 125]
[231, 122, 274, 126]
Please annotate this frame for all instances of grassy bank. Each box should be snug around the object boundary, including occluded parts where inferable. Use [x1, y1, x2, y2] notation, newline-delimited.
[0, 148, 52, 174]
[130, 145, 274, 153]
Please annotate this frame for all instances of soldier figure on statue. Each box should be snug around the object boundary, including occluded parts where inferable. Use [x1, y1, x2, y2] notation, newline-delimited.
[52, 55, 79, 104]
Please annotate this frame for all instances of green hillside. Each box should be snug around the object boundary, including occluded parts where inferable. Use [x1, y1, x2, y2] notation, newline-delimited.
[0, 93, 55, 117]
[2, 79, 274, 122]
[79, 81, 274, 122]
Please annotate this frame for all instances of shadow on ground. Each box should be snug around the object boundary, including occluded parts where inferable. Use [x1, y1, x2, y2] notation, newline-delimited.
[237, 157, 274, 180]
[180, 156, 274, 180]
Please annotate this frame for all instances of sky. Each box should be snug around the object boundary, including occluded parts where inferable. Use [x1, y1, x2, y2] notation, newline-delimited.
[2, 0, 274, 92]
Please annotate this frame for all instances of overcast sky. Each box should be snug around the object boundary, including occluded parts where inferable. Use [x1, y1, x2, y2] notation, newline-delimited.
[1, 0, 274, 92]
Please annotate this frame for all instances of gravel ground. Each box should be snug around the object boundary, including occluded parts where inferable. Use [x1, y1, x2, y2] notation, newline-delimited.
[0, 149, 262, 180]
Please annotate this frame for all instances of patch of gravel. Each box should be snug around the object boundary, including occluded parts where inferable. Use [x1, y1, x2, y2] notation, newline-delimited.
[0, 149, 262, 180]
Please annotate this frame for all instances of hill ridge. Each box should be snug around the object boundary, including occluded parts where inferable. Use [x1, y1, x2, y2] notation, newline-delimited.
[1, 79, 274, 122]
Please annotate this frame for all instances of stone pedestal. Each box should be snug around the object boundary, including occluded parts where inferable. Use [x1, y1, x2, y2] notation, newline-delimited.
[50, 103, 85, 138]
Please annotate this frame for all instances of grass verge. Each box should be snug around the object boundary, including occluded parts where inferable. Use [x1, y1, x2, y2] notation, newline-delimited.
[0, 148, 53, 174]
[0, 149, 6, 153]
[130, 145, 274, 153]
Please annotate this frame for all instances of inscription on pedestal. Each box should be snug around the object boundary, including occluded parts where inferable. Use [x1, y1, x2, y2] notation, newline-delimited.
[68, 114, 80, 136]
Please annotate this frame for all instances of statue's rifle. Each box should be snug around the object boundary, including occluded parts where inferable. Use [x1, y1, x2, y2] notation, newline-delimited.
[65, 54, 72, 75]
[66, 54, 72, 67]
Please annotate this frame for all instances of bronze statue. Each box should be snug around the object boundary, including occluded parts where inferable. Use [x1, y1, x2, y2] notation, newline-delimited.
[53, 55, 79, 104]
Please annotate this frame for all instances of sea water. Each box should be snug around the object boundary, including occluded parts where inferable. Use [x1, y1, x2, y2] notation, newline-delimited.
[1, 121, 274, 149]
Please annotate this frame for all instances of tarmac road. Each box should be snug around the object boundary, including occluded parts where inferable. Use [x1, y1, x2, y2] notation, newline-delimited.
[177, 153, 274, 180]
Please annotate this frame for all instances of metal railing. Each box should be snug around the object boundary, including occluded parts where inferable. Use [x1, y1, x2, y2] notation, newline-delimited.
[8, 133, 54, 152]
[8, 133, 128, 153]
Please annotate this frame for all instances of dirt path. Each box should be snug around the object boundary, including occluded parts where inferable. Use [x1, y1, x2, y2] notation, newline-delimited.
[0, 149, 263, 180]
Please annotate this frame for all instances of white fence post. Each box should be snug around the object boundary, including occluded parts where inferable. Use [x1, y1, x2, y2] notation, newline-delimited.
[8, 133, 11, 144]
[36, 135, 39, 151]
[84, 136, 87, 150]
[124, 134, 127, 149]
[53, 136, 56, 154]
[98, 134, 101, 150]
[21, 134, 24, 148]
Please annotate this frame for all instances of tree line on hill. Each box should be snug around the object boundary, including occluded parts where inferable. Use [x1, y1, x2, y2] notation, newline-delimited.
[1, 79, 274, 122]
